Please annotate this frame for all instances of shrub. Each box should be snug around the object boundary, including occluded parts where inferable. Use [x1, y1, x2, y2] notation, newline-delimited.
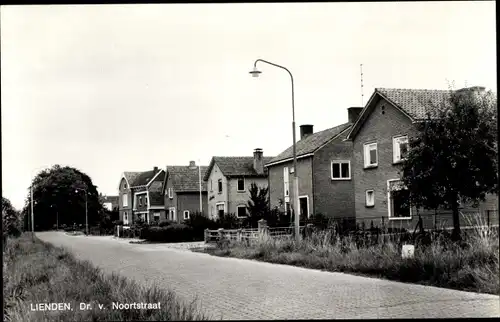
[142, 224, 195, 243]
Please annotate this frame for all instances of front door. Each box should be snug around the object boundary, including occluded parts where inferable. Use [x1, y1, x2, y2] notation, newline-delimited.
[299, 196, 309, 219]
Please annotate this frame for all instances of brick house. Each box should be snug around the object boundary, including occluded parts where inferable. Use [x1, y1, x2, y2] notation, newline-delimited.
[265, 108, 361, 220]
[345, 87, 498, 229]
[163, 161, 208, 223]
[204, 149, 274, 220]
[118, 167, 166, 226]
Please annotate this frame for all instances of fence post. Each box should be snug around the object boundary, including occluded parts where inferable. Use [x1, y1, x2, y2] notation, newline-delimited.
[258, 219, 268, 236]
[204, 228, 209, 243]
[237, 228, 242, 242]
[218, 228, 224, 242]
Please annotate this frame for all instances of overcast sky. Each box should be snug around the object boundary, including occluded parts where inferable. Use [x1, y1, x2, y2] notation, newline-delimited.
[1, 2, 496, 210]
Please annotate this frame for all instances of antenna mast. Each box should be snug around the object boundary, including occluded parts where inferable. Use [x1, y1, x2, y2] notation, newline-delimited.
[360, 64, 364, 106]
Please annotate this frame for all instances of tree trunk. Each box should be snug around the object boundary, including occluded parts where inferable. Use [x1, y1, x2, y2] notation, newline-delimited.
[451, 196, 461, 241]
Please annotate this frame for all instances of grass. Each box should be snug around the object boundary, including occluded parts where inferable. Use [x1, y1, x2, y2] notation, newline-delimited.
[202, 221, 500, 295]
[3, 233, 211, 321]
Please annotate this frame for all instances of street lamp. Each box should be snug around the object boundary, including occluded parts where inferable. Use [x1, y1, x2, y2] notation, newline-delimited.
[74, 187, 88, 235]
[250, 59, 300, 242]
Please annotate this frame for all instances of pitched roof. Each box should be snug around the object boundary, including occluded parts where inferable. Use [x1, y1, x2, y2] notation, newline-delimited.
[167, 166, 208, 192]
[267, 122, 352, 165]
[124, 172, 141, 186]
[130, 169, 163, 187]
[203, 156, 275, 181]
[149, 191, 164, 206]
[377, 88, 453, 120]
[347, 87, 454, 140]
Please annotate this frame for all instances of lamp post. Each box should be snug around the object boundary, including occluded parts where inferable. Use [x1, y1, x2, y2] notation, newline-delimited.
[198, 159, 203, 215]
[74, 187, 88, 235]
[250, 59, 300, 242]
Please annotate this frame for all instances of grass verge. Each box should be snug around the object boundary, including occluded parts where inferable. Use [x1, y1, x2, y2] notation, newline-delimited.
[3, 233, 210, 321]
[201, 226, 499, 295]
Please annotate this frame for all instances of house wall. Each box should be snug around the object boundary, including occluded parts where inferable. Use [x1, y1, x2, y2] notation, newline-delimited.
[164, 176, 178, 222]
[118, 178, 133, 225]
[176, 192, 209, 223]
[206, 163, 228, 219]
[267, 157, 314, 217]
[352, 98, 417, 229]
[227, 176, 268, 215]
[313, 133, 355, 219]
[351, 97, 499, 230]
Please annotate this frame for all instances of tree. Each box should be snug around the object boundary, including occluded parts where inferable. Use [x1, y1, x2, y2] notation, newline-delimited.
[25, 165, 104, 231]
[2, 197, 22, 238]
[245, 183, 269, 227]
[401, 88, 498, 240]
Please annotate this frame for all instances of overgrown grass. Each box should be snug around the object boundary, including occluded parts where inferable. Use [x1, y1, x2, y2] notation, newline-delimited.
[204, 223, 499, 295]
[3, 233, 210, 321]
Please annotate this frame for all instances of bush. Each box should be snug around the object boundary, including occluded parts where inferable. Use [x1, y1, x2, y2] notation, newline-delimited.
[142, 224, 195, 243]
[183, 213, 217, 240]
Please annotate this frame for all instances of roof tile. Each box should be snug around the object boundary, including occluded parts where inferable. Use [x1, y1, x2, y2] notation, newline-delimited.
[168, 166, 208, 192]
[268, 122, 352, 164]
[213, 157, 275, 177]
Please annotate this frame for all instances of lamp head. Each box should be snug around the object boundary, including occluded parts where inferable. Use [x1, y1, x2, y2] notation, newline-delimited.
[249, 66, 261, 78]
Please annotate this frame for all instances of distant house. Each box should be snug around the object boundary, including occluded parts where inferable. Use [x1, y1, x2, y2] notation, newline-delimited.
[100, 194, 119, 212]
[204, 149, 275, 220]
[118, 167, 165, 226]
[265, 108, 361, 220]
[345, 87, 498, 229]
[163, 161, 208, 223]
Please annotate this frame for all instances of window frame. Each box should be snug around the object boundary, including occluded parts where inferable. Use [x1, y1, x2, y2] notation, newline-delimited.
[183, 210, 190, 220]
[236, 205, 247, 218]
[363, 142, 378, 168]
[283, 167, 290, 197]
[393, 135, 409, 164]
[168, 207, 176, 221]
[236, 178, 245, 192]
[387, 179, 412, 220]
[153, 211, 160, 222]
[122, 194, 128, 207]
[365, 190, 375, 207]
[168, 188, 173, 199]
[331, 160, 351, 180]
[218, 179, 223, 194]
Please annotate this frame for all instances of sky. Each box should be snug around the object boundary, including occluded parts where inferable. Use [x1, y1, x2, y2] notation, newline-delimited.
[1, 2, 496, 210]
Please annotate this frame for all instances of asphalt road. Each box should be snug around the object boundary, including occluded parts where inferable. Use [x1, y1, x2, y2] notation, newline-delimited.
[37, 232, 500, 320]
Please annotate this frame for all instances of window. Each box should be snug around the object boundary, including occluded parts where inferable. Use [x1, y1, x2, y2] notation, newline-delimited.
[237, 178, 245, 192]
[139, 196, 142, 206]
[331, 161, 351, 180]
[153, 212, 160, 222]
[283, 167, 289, 197]
[123, 212, 129, 225]
[216, 203, 225, 218]
[285, 201, 291, 217]
[168, 207, 176, 221]
[365, 190, 375, 207]
[218, 179, 223, 193]
[183, 210, 190, 220]
[122, 194, 128, 207]
[387, 180, 411, 219]
[363, 142, 378, 168]
[168, 188, 173, 199]
[393, 135, 409, 163]
[237, 205, 247, 218]
[210, 180, 213, 191]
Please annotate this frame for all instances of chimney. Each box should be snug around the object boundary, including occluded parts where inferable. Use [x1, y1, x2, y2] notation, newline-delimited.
[189, 161, 197, 169]
[347, 107, 363, 123]
[299, 125, 314, 140]
[153, 166, 158, 172]
[253, 148, 264, 174]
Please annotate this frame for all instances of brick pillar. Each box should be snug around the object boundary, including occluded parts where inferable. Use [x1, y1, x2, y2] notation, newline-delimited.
[237, 228, 242, 242]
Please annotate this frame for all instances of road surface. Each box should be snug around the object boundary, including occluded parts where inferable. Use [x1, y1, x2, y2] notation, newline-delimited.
[37, 232, 500, 320]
